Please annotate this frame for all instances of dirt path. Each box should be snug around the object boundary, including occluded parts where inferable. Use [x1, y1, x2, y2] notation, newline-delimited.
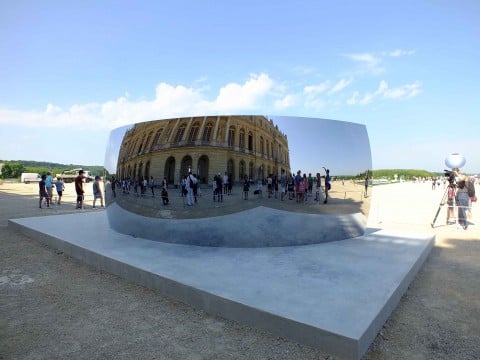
[0, 180, 479, 359]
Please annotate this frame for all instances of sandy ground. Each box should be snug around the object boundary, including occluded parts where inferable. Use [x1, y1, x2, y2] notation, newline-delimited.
[0, 180, 479, 359]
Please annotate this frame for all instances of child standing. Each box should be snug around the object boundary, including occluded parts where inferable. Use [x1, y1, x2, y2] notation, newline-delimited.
[92, 176, 104, 208]
[161, 188, 169, 205]
[55, 177, 65, 205]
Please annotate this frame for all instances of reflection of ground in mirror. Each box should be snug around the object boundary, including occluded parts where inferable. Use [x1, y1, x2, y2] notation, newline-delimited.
[106, 180, 370, 220]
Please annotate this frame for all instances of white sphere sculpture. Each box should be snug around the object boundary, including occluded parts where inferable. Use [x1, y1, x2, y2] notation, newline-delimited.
[445, 153, 466, 169]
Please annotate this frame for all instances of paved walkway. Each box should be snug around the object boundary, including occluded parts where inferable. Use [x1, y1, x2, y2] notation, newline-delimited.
[1, 179, 479, 359]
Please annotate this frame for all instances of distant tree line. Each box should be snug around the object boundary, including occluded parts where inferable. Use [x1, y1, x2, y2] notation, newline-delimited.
[0, 160, 106, 179]
[371, 169, 435, 180]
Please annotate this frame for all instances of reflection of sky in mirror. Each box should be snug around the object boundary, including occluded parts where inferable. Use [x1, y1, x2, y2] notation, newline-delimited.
[103, 124, 132, 174]
[271, 116, 371, 176]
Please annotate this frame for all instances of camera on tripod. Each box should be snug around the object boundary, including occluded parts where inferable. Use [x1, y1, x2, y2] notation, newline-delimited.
[443, 169, 456, 187]
[431, 153, 466, 228]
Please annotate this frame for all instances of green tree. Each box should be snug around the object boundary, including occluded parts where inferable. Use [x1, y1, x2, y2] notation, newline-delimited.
[0, 162, 25, 178]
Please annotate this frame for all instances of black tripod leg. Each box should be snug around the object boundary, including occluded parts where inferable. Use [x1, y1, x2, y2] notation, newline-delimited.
[431, 206, 442, 228]
[431, 187, 449, 228]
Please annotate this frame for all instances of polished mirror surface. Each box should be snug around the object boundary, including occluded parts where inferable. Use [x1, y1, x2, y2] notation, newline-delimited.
[104, 115, 371, 247]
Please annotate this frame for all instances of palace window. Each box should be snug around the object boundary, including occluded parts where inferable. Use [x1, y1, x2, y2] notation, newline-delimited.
[151, 128, 163, 150]
[174, 123, 186, 143]
[143, 131, 153, 152]
[239, 160, 246, 180]
[239, 129, 245, 149]
[188, 122, 200, 142]
[248, 132, 253, 151]
[228, 126, 235, 147]
[137, 133, 146, 154]
[202, 122, 213, 141]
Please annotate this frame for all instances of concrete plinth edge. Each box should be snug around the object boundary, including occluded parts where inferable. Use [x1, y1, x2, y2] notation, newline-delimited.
[8, 212, 435, 360]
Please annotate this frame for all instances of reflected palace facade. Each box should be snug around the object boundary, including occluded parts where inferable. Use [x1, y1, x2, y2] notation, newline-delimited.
[116, 115, 290, 185]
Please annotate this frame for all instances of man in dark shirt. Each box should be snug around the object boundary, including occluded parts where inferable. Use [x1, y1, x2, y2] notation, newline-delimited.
[39, 174, 50, 208]
[75, 170, 85, 209]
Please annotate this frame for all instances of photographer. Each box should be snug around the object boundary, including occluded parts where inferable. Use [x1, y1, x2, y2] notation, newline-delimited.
[452, 168, 469, 230]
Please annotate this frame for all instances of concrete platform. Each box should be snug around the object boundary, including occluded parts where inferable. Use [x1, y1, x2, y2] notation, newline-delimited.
[8, 212, 434, 360]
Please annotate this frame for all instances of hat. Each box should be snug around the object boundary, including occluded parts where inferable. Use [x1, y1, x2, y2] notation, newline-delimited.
[95, 175, 100, 180]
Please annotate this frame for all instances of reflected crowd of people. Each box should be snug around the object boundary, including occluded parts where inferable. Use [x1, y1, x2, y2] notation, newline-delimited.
[106, 169, 338, 209]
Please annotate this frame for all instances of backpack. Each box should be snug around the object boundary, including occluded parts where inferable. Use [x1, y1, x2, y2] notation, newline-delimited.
[189, 176, 194, 188]
[467, 181, 475, 197]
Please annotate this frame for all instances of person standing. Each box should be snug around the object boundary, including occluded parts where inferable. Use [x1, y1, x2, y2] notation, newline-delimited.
[186, 171, 196, 206]
[314, 172, 322, 202]
[323, 169, 331, 204]
[466, 176, 476, 220]
[111, 176, 117, 198]
[364, 171, 370, 197]
[92, 176, 104, 208]
[242, 175, 250, 200]
[303, 173, 309, 202]
[55, 177, 65, 205]
[308, 173, 314, 194]
[161, 187, 169, 205]
[223, 172, 229, 195]
[446, 183, 456, 224]
[75, 170, 85, 209]
[150, 176, 155, 197]
[456, 179, 469, 230]
[279, 169, 286, 201]
[227, 173, 233, 195]
[39, 174, 50, 208]
[45, 171, 54, 204]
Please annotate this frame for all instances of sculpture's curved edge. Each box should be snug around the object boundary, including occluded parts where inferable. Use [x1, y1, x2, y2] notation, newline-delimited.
[107, 202, 366, 248]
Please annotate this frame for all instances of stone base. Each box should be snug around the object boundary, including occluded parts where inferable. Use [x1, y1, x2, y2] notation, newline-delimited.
[9, 212, 434, 360]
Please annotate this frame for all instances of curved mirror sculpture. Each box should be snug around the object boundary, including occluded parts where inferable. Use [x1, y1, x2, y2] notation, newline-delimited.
[104, 115, 371, 247]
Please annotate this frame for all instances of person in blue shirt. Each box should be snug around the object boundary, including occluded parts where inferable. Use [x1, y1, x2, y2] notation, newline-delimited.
[45, 172, 53, 203]
[55, 177, 65, 205]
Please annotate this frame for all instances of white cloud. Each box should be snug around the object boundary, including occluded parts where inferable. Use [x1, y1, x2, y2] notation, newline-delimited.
[207, 73, 274, 111]
[347, 91, 360, 105]
[274, 94, 296, 110]
[0, 73, 277, 131]
[304, 81, 330, 94]
[347, 80, 422, 105]
[292, 66, 317, 75]
[343, 52, 385, 75]
[329, 78, 352, 94]
[384, 49, 416, 57]
[376, 80, 422, 99]
[0, 73, 423, 134]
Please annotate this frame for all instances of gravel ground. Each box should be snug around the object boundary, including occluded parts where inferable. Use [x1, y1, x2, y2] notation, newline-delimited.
[0, 180, 479, 359]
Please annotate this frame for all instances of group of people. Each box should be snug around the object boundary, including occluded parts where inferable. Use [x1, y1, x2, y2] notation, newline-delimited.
[241, 169, 331, 204]
[38, 170, 104, 209]
[446, 169, 477, 230]
[113, 168, 333, 209]
[74, 170, 104, 209]
[38, 172, 63, 208]
[117, 176, 169, 205]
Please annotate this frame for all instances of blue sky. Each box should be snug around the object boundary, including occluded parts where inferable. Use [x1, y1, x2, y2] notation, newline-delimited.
[1, 0, 479, 173]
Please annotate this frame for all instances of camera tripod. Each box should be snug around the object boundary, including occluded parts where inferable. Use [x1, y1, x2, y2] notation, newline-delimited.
[431, 185, 455, 228]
